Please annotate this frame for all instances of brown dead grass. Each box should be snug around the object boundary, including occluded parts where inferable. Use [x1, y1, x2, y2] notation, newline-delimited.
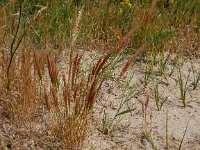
[0, 0, 200, 149]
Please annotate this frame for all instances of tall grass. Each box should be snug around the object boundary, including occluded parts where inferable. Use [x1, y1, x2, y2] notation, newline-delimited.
[0, 0, 200, 149]
[38, 1, 158, 148]
[1, 0, 199, 53]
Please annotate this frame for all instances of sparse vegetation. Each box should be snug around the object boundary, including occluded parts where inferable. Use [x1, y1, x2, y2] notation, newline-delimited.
[177, 67, 190, 107]
[0, 0, 200, 149]
[153, 80, 168, 111]
[98, 91, 136, 135]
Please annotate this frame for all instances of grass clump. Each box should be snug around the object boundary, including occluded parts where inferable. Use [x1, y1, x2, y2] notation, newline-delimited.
[177, 67, 190, 107]
[39, 8, 110, 149]
[153, 81, 168, 111]
[98, 92, 136, 135]
[0, 0, 200, 149]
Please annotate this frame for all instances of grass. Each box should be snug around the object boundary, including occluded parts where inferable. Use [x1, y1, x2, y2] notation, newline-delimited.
[142, 95, 150, 125]
[165, 98, 169, 150]
[98, 91, 136, 135]
[153, 81, 168, 111]
[142, 130, 157, 150]
[6, 2, 23, 90]
[158, 52, 170, 76]
[177, 67, 190, 107]
[191, 61, 200, 90]
[0, 0, 200, 149]
[98, 110, 111, 135]
[178, 120, 190, 150]
[143, 61, 153, 87]
[41, 7, 111, 148]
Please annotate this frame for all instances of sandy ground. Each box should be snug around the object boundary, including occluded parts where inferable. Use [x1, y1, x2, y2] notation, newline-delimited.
[82, 51, 200, 150]
[1, 50, 200, 150]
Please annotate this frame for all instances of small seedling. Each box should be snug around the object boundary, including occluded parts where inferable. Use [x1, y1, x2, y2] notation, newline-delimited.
[141, 95, 157, 150]
[123, 73, 135, 88]
[98, 110, 112, 135]
[143, 95, 150, 123]
[177, 67, 190, 107]
[158, 52, 170, 76]
[152, 46, 157, 66]
[142, 130, 157, 150]
[153, 81, 168, 111]
[144, 63, 153, 87]
[169, 56, 178, 77]
[98, 92, 136, 134]
[191, 63, 200, 90]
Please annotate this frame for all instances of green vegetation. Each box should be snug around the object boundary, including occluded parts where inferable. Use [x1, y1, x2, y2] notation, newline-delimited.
[0, 0, 200, 149]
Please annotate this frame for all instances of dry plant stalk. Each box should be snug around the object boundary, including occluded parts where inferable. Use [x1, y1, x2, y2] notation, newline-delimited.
[33, 51, 43, 81]
[120, 45, 144, 76]
[51, 86, 60, 112]
[41, 7, 92, 149]
[119, 0, 157, 76]
[44, 87, 51, 112]
[1, 48, 41, 129]
[0, 1, 42, 129]
[47, 55, 58, 86]
[42, 6, 118, 148]
[68, 8, 84, 84]
[41, 1, 157, 148]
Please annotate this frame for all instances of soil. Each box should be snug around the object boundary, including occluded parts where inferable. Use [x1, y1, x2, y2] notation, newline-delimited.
[1, 50, 200, 150]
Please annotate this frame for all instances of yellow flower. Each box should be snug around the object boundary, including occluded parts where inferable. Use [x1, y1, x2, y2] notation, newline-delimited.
[128, 3, 132, 8]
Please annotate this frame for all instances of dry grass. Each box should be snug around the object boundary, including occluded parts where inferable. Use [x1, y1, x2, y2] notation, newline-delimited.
[0, 0, 200, 149]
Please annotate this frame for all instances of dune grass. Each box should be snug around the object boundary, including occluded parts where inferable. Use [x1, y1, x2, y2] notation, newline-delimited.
[0, 0, 200, 149]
